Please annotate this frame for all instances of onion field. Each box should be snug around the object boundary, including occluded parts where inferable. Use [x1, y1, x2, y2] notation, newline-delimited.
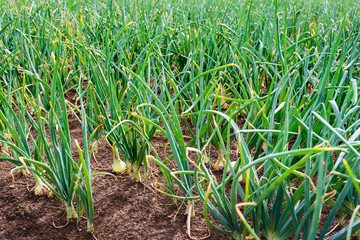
[1, 0, 360, 239]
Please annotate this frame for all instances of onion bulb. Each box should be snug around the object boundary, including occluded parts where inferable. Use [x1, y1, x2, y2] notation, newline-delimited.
[133, 167, 141, 182]
[34, 174, 53, 197]
[112, 145, 126, 173]
[65, 202, 77, 219]
[214, 149, 226, 170]
[92, 141, 99, 154]
[202, 151, 209, 164]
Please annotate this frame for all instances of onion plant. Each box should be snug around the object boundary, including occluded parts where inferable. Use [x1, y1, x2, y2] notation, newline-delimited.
[0, 76, 94, 230]
[85, 60, 156, 182]
[0, 84, 51, 196]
